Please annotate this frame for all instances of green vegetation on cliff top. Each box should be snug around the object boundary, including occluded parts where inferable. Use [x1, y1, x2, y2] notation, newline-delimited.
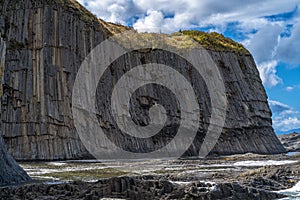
[2, 0, 250, 54]
[62, 0, 249, 54]
[178, 30, 249, 54]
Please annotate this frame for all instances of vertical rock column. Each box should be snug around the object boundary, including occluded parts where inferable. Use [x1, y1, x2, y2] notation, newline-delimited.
[1, 0, 107, 160]
[0, 37, 31, 186]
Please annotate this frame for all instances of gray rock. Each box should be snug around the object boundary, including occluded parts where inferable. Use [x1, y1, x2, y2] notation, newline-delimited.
[278, 132, 300, 152]
[0, 37, 31, 186]
[0, 176, 287, 200]
[0, 0, 285, 161]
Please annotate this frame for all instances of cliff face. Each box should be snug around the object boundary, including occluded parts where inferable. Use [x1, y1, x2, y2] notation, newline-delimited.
[0, 0, 109, 160]
[207, 51, 284, 155]
[0, 0, 285, 160]
[0, 37, 31, 185]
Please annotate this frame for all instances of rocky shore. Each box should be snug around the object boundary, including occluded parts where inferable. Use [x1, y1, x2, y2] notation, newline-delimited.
[0, 0, 298, 199]
[0, 153, 298, 199]
[0, 176, 288, 200]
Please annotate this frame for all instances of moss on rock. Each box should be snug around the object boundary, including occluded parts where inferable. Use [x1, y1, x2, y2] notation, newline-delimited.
[179, 30, 250, 55]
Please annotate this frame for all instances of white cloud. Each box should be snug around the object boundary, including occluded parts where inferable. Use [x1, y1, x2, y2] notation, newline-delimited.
[269, 100, 300, 131]
[258, 61, 282, 87]
[77, 0, 142, 24]
[133, 10, 164, 33]
[286, 86, 294, 91]
[273, 116, 300, 131]
[77, 0, 300, 32]
[269, 100, 297, 115]
[285, 84, 300, 92]
[276, 22, 300, 65]
[269, 100, 291, 110]
[244, 24, 282, 64]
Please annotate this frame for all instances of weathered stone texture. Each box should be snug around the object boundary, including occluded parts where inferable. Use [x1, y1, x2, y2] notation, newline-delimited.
[0, 0, 285, 160]
[0, 176, 287, 199]
[0, 0, 110, 160]
[278, 132, 300, 152]
[0, 36, 31, 186]
[207, 51, 285, 155]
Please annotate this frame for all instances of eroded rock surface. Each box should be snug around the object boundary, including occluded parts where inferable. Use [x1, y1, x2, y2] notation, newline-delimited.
[278, 132, 300, 152]
[0, 176, 287, 200]
[0, 0, 285, 160]
[1, 153, 299, 198]
[0, 37, 31, 186]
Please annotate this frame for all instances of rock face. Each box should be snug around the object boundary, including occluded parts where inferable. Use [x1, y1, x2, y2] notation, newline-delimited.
[0, 176, 287, 200]
[0, 0, 286, 160]
[0, 37, 31, 186]
[278, 132, 300, 152]
[0, 129, 30, 186]
[0, 0, 109, 160]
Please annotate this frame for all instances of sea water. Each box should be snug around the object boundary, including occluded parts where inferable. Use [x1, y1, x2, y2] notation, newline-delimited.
[278, 181, 300, 200]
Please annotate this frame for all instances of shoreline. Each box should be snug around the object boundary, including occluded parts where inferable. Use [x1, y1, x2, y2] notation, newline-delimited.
[1, 153, 299, 199]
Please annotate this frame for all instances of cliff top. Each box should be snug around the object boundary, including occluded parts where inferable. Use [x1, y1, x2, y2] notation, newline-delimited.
[45, 0, 97, 22]
[1, 0, 250, 54]
[178, 30, 250, 54]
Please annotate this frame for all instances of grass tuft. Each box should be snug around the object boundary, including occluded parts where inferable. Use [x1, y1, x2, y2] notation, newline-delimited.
[179, 30, 250, 55]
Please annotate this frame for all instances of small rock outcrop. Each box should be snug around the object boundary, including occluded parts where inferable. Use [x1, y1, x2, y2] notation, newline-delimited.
[0, 130, 30, 186]
[0, 0, 285, 160]
[278, 132, 300, 152]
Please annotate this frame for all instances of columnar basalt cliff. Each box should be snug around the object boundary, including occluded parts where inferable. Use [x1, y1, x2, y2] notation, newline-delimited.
[0, 37, 31, 185]
[0, 0, 285, 161]
[0, 0, 111, 160]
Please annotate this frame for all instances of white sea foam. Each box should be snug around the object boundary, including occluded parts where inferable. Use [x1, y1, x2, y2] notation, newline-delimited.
[101, 198, 126, 200]
[278, 181, 300, 199]
[170, 181, 191, 185]
[21, 165, 110, 175]
[233, 160, 298, 167]
[47, 162, 67, 166]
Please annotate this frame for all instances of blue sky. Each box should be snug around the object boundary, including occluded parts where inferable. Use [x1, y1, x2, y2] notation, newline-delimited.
[78, 0, 300, 133]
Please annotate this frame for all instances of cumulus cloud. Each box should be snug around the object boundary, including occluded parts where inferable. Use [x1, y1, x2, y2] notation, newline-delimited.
[77, 0, 300, 70]
[245, 24, 282, 64]
[276, 22, 300, 65]
[257, 61, 282, 87]
[273, 117, 300, 131]
[133, 10, 164, 33]
[77, 0, 300, 32]
[77, 0, 142, 24]
[241, 5, 300, 89]
[269, 100, 300, 131]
